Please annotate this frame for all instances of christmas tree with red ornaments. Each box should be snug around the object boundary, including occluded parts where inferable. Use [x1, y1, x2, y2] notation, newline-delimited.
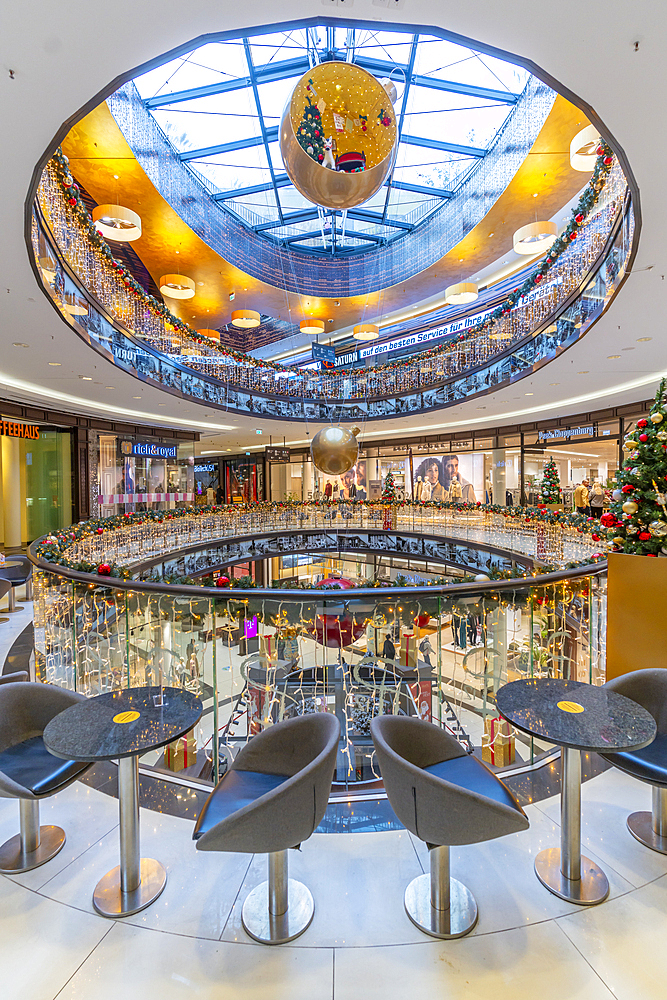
[296, 94, 325, 164]
[539, 458, 561, 504]
[381, 471, 398, 503]
[602, 379, 667, 555]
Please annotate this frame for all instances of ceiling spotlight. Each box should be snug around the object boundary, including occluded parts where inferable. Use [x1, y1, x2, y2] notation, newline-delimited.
[160, 274, 195, 300]
[48, 362, 61, 366]
[353, 323, 380, 341]
[12, 343, 29, 348]
[231, 309, 261, 329]
[637, 337, 652, 342]
[607, 355, 621, 359]
[79, 375, 92, 381]
[445, 282, 478, 305]
[92, 204, 142, 242]
[513, 221, 557, 255]
[569, 124, 600, 171]
[300, 319, 325, 335]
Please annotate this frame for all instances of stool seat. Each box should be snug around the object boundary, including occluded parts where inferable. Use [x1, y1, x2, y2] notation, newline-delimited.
[0, 736, 89, 797]
[424, 755, 521, 812]
[193, 770, 290, 840]
[604, 733, 667, 785]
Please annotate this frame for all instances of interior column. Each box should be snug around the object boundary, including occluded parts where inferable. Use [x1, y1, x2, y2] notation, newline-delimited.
[1, 436, 21, 549]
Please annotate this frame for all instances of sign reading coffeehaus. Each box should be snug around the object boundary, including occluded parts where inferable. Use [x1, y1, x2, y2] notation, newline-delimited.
[0, 420, 40, 440]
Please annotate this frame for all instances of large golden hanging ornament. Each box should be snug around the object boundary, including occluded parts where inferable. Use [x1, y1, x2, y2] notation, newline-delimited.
[280, 62, 398, 211]
[311, 425, 359, 476]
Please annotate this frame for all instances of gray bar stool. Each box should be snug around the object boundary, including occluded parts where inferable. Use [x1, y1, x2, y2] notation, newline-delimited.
[0, 556, 33, 612]
[0, 682, 92, 872]
[0, 579, 11, 624]
[193, 713, 339, 944]
[602, 669, 667, 853]
[371, 715, 529, 939]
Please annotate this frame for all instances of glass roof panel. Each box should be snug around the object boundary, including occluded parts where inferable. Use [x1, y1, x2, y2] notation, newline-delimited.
[136, 22, 538, 255]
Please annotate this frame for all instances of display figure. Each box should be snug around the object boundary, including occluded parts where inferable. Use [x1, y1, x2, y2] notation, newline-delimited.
[449, 477, 463, 502]
[420, 477, 432, 502]
[415, 476, 423, 502]
[382, 633, 396, 661]
[324, 480, 333, 499]
[419, 635, 433, 666]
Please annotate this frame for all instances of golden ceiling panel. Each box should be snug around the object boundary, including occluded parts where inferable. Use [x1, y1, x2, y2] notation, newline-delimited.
[62, 94, 589, 336]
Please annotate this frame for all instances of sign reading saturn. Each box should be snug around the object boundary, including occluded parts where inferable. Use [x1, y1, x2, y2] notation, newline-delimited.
[280, 62, 398, 211]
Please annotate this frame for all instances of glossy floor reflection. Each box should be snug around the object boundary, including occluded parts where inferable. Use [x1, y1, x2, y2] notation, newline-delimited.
[0, 767, 664, 999]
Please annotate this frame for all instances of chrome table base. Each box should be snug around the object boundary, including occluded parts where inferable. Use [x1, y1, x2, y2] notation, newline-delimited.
[404, 873, 478, 939]
[242, 878, 314, 944]
[0, 825, 65, 873]
[94, 754, 167, 918]
[627, 811, 667, 855]
[93, 857, 167, 917]
[535, 848, 609, 905]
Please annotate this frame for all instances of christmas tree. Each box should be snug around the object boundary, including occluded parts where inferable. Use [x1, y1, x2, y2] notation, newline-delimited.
[602, 378, 667, 555]
[296, 96, 325, 165]
[540, 458, 561, 504]
[381, 471, 398, 503]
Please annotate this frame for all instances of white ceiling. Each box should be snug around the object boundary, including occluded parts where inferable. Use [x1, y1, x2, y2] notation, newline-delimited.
[1, 1, 665, 456]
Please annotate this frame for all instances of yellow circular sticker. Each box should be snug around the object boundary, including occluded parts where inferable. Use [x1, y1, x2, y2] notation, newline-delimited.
[557, 701, 585, 714]
[113, 710, 140, 724]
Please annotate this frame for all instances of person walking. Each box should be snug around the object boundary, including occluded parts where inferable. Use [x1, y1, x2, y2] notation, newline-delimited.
[574, 481, 589, 515]
[589, 481, 605, 519]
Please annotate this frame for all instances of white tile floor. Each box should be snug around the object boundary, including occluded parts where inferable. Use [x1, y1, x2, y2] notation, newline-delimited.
[0, 767, 664, 1000]
[1, 607, 665, 998]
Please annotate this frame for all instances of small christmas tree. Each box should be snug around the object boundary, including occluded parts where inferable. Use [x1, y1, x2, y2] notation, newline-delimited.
[603, 378, 667, 554]
[296, 96, 325, 165]
[540, 458, 561, 504]
[381, 471, 398, 503]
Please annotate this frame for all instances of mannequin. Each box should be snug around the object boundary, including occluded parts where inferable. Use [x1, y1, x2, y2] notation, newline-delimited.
[449, 477, 463, 502]
[415, 476, 423, 502]
[324, 480, 333, 499]
[420, 477, 432, 502]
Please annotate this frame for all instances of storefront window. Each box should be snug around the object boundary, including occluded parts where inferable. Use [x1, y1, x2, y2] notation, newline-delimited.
[98, 435, 194, 515]
[24, 429, 73, 540]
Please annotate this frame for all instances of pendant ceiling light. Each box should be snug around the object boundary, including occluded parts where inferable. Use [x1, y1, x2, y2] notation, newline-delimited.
[92, 204, 142, 242]
[159, 274, 195, 299]
[444, 282, 478, 305]
[231, 309, 261, 329]
[570, 124, 600, 171]
[353, 323, 379, 341]
[300, 319, 325, 335]
[513, 221, 557, 255]
[197, 328, 221, 341]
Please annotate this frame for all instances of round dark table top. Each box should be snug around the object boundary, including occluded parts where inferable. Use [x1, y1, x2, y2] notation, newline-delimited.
[495, 678, 656, 753]
[43, 686, 203, 762]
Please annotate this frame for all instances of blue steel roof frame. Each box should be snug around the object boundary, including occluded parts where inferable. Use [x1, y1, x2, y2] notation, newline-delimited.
[137, 20, 530, 256]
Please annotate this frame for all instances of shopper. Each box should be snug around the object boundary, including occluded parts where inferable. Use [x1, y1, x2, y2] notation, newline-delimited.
[574, 481, 589, 515]
[419, 634, 433, 666]
[589, 481, 605, 518]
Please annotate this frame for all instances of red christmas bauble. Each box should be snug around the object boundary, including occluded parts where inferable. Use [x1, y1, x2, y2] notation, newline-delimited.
[96, 527, 103, 535]
[97, 563, 111, 576]
[592, 534, 600, 541]
[215, 575, 230, 588]
[621, 484, 635, 493]
[318, 154, 323, 161]
[637, 419, 648, 428]
[314, 130, 319, 136]
[414, 613, 431, 628]
[68, 197, 77, 206]
[569, 231, 578, 241]
[603, 155, 613, 166]
[639, 532, 652, 540]
[639, 433, 649, 442]
[596, 144, 604, 156]
[575, 213, 584, 224]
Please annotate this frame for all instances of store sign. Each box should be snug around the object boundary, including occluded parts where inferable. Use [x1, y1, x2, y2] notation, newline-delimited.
[0, 420, 40, 440]
[194, 463, 216, 473]
[334, 349, 361, 368]
[312, 342, 335, 369]
[537, 425, 595, 443]
[121, 440, 178, 458]
[266, 446, 290, 462]
[356, 308, 495, 360]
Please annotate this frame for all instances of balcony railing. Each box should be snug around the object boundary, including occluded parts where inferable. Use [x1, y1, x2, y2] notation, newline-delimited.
[31, 154, 634, 421]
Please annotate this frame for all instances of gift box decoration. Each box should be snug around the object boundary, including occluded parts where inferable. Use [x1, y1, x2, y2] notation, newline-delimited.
[260, 633, 277, 661]
[283, 637, 299, 661]
[481, 717, 515, 767]
[165, 729, 197, 771]
[399, 631, 418, 669]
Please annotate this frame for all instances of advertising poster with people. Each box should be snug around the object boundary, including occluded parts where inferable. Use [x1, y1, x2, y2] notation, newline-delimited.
[338, 460, 367, 501]
[412, 453, 483, 503]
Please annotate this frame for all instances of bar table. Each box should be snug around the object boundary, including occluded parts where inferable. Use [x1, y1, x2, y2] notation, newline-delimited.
[496, 678, 655, 905]
[44, 685, 202, 917]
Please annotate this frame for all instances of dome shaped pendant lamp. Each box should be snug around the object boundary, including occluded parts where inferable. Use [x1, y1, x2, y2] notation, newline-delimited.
[570, 124, 600, 171]
[231, 309, 261, 329]
[159, 274, 195, 299]
[353, 323, 379, 341]
[444, 282, 478, 306]
[512, 221, 557, 255]
[92, 204, 142, 242]
[300, 319, 325, 335]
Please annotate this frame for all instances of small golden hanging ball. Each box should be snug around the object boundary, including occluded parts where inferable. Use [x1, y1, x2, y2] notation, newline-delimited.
[622, 501, 639, 514]
[311, 426, 359, 475]
[651, 412, 664, 424]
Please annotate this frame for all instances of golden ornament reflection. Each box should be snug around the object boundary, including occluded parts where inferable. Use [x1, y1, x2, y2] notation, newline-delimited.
[280, 62, 397, 211]
[310, 425, 359, 476]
